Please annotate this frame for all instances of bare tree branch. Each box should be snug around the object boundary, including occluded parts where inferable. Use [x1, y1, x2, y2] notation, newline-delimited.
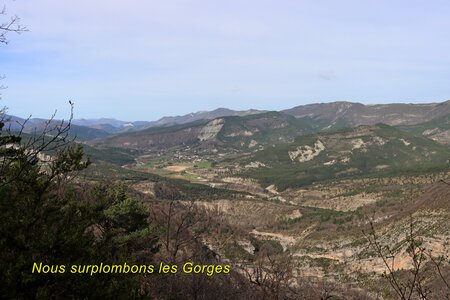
[0, 5, 28, 44]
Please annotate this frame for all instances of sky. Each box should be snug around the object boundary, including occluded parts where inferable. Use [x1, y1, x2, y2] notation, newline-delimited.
[1, 0, 450, 121]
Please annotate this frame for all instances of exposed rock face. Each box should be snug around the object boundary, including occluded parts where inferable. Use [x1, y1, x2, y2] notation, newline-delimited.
[248, 140, 258, 148]
[224, 130, 253, 137]
[198, 119, 224, 141]
[323, 159, 336, 165]
[351, 138, 366, 150]
[373, 136, 386, 146]
[288, 140, 325, 162]
[265, 184, 279, 194]
[400, 138, 411, 146]
[420, 127, 450, 145]
[429, 129, 450, 144]
[244, 161, 266, 168]
[96, 119, 224, 149]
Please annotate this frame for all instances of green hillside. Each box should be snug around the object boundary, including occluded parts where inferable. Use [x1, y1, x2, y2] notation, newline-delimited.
[216, 112, 334, 150]
[96, 111, 337, 151]
[241, 124, 450, 190]
[398, 114, 450, 145]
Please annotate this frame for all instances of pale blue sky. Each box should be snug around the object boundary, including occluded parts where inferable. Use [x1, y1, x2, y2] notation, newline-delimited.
[1, 0, 450, 121]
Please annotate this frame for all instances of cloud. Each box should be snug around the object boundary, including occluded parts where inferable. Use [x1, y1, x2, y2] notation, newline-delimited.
[318, 70, 336, 81]
[2, 0, 450, 120]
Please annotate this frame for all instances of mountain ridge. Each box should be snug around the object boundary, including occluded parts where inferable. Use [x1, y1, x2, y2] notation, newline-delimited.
[282, 100, 450, 126]
[5, 100, 450, 143]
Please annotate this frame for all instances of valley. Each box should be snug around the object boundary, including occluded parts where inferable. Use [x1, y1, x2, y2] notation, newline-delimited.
[5, 100, 450, 298]
[4, 1, 450, 297]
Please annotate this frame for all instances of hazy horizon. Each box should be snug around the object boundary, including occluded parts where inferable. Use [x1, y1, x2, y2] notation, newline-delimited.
[4, 99, 450, 123]
[2, 0, 450, 120]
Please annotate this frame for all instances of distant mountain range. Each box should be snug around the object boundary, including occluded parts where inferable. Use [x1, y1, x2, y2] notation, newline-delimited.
[282, 100, 450, 126]
[146, 108, 266, 128]
[70, 108, 266, 134]
[4, 100, 450, 143]
[2, 107, 266, 141]
[96, 111, 326, 150]
[3, 115, 111, 141]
